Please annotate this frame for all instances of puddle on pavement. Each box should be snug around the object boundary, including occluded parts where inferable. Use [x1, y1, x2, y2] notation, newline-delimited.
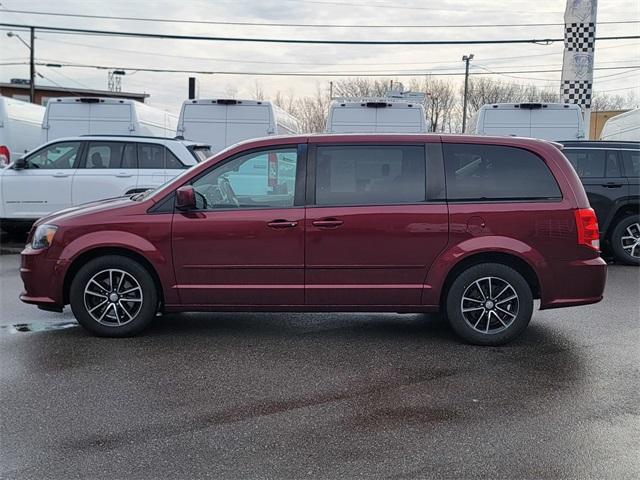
[0, 321, 78, 335]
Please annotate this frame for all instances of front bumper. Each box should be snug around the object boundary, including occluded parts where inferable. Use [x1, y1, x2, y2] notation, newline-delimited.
[19, 245, 67, 310]
[540, 256, 607, 310]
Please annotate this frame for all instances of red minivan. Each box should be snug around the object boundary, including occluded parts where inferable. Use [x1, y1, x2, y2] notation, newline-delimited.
[20, 134, 606, 345]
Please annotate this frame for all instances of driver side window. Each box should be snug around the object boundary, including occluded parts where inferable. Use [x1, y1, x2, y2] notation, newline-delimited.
[26, 141, 81, 169]
[191, 148, 298, 210]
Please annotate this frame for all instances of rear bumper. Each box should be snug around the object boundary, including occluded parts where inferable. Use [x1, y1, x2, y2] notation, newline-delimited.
[540, 256, 607, 310]
[19, 246, 66, 310]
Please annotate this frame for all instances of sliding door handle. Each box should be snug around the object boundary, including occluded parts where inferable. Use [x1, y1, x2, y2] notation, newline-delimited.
[267, 220, 298, 229]
[312, 219, 344, 228]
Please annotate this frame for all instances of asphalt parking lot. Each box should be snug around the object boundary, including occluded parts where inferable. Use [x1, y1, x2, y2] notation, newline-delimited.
[0, 252, 638, 480]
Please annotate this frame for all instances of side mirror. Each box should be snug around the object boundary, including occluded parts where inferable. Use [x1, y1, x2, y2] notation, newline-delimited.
[13, 157, 27, 170]
[175, 185, 196, 210]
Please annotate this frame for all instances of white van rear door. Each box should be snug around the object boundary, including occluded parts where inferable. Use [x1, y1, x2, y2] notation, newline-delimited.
[530, 108, 581, 141]
[45, 103, 90, 142]
[329, 108, 376, 133]
[481, 108, 531, 137]
[89, 103, 132, 135]
[225, 104, 270, 146]
[181, 104, 227, 151]
[376, 107, 423, 133]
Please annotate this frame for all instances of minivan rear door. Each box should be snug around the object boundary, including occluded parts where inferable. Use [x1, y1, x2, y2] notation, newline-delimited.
[304, 139, 448, 306]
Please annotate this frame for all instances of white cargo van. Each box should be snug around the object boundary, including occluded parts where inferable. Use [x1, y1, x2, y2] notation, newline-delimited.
[325, 99, 427, 134]
[177, 99, 300, 153]
[473, 103, 585, 141]
[0, 96, 45, 166]
[600, 108, 640, 141]
[41, 97, 178, 143]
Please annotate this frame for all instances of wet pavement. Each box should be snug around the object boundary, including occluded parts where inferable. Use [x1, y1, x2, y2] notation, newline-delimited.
[0, 254, 639, 479]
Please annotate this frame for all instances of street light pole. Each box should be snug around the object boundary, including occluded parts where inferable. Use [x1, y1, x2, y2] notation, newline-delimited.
[7, 30, 36, 103]
[461, 53, 474, 133]
[29, 27, 35, 103]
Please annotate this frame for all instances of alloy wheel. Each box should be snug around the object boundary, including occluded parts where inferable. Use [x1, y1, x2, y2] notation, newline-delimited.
[620, 222, 640, 259]
[83, 269, 143, 326]
[460, 276, 519, 335]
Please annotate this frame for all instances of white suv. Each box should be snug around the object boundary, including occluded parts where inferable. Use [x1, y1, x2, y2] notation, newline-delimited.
[0, 135, 211, 229]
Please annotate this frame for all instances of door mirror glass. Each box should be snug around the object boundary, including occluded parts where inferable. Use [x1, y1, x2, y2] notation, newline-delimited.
[176, 186, 196, 210]
[13, 157, 27, 170]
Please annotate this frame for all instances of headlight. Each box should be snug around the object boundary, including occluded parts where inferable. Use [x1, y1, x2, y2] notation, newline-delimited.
[31, 225, 58, 250]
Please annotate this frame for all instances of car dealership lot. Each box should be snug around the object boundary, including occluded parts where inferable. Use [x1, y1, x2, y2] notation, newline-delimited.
[0, 253, 638, 479]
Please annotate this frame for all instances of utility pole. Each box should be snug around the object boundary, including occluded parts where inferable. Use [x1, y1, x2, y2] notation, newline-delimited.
[461, 53, 474, 133]
[29, 27, 35, 104]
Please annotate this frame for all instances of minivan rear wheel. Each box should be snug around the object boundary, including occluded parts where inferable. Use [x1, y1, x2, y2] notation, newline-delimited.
[611, 215, 640, 266]
[70, 255, 158, 337]
[445, 263, 533, 346]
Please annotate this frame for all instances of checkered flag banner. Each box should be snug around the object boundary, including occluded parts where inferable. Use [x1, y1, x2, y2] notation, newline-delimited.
[561, 1, 597, 110]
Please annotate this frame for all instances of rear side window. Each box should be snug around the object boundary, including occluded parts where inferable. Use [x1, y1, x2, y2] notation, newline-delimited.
[84, 142, 125, 169]
[605, 151, 621, 177]
[563, 149, 605, 178]
[622, 150, 640, 177]
[444, 144, 561, 201]
[188, 145, 213, 163]
[315, 145, 426, 206]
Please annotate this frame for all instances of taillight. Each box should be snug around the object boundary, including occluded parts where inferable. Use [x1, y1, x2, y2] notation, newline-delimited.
[0, 145, 9, 166]
[575, 208, 600, 251]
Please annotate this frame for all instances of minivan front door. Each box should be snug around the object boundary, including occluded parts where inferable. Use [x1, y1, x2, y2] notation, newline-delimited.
[171, 145, 305, 306]
[305, 142, 449, 307]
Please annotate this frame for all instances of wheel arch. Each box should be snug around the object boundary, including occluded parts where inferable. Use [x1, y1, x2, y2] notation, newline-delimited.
[605, 203, 639, 239]
[438, 251, 542, 311]
[63, 246, 165, 307]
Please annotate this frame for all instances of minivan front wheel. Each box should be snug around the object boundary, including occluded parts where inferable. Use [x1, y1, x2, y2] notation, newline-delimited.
[70, 255, 158, 337]
[445, 263, 533, 346]
[611, 215, 640, 266]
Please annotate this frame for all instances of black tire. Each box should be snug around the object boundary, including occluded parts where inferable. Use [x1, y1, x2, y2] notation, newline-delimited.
[445, 263, 534, 346]
[610, 215, 640, 266]
[69, 255, 158, 337]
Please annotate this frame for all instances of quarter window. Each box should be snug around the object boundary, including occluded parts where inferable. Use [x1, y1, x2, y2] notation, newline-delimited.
[622, 150, 640, 177]
[191, 148, 298, 209]
[137, 144, 185, 169]
[25, 141, 81, 169]
[444, 144, 561, 201]
[564, 149, 605, 178]
[315, 145, 426, 206]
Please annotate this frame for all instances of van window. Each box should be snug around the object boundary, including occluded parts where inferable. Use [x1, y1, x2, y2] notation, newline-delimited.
[84, 142, 125, 169]
[563, 149, 605, 178]
[25, 141, 81, 169]
[191, 148, 297, 209]
[622, 150, 640, 177]
[444, 144, 561, 201]
[315, 145, 426, 206]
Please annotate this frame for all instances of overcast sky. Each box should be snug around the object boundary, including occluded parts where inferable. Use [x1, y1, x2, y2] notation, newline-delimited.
[0, 0, 638, 112]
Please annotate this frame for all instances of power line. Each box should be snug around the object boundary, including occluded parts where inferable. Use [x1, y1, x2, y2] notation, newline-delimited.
[1, 22, 639, 45]
[2, 8, 638, 28]
[3, 61, 636, 78]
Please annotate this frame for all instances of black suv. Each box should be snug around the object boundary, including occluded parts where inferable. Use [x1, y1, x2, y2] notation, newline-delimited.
[561, 141, 639, 265]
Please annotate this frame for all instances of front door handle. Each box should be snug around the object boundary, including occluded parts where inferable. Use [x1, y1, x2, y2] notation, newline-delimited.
[602, 182, 623, 188]
[52, 172, 70, 178]
[116, 172, 133, 178]
[312, 219, 344, 228]
[267, 219, 298, 229]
